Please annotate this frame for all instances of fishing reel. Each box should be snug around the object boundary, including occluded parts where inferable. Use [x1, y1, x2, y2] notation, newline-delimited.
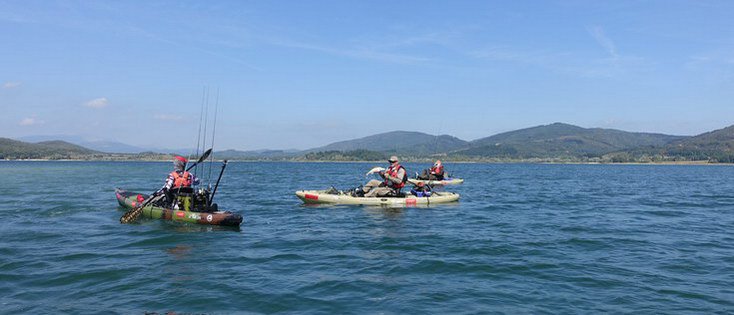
[191, 187, 212, 212]
[178, 160, 227, 213]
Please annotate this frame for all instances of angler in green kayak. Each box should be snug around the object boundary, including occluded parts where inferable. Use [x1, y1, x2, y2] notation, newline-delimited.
[117, 188, 242, 226]
[144, 155, 201, 211]
[119, 148, 240, 226]
[162, 156, 200, 209]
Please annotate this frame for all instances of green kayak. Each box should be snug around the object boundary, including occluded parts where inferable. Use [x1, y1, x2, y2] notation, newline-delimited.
[115, 188, 242, 226]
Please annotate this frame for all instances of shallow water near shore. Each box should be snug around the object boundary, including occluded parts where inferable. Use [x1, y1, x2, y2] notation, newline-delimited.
[1, 161, 733, 313]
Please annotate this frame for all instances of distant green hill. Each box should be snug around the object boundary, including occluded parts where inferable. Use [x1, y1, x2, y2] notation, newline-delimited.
[612, 125, 734, 162]
[0, 138, 101, 159]
[669, 125, 734, 151]
[34, 140, 99, 153]
[215, 149, 301, 160]
[452, 123, 685, 159]
[297, 149, 387, 161]
[0, 138, 173, 160]
[308, 131, 468, 155]
[5, 123, 734, 163]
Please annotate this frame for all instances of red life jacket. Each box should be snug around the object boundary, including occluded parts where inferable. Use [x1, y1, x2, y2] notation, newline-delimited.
[170, 171, 192, 188]
[384, 164, 407, 189]
[431, 165, 444, 175]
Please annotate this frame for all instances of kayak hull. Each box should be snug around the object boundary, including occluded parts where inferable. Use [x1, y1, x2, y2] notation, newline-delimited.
[115, 188, 242, 226]
[408, 178, 464, 186]
[295, 190, 459, 206]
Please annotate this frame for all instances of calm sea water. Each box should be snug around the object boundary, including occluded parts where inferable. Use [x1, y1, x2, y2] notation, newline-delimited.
[0, 161, 732, 314]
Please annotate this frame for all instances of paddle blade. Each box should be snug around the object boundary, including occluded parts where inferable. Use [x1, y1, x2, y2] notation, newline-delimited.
[186, 148, 213, 171]
[120, 194, 155, 224]
[120, 206, 144, 224]
[197, 148, 213, 164]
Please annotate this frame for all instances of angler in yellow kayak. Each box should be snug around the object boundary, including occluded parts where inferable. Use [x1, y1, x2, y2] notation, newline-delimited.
[417, 160, 447, 180]
[411, 159, 464, 186]
[296, 156, 460, 206]
[295, 188, 460, 206]
[361, 155, 407, 197]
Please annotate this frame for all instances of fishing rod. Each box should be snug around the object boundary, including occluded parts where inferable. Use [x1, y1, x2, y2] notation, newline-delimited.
[194, 86, 208, 176]
[195, 86, 225, 210]
[208, 88, 220, 183]
[172, 87, 206, 203]
[209, 159, 228, 208]
[200, 87, 210, 181]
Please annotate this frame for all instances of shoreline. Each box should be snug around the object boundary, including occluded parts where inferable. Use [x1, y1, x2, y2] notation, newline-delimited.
[2, 159, 731, 165]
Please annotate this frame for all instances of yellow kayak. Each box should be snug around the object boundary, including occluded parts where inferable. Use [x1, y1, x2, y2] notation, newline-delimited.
[407, 178, 464, 186]
[295, 189, 460, 206]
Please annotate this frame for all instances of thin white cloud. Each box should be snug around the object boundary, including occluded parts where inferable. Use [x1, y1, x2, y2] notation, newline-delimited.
[686, 50, 734, 69]
[470, 46, 551, 63]
[3, 82, 21, 89]
[470, 46, 583, 73]
[684, 50, 734, 83]
[588, 26, 618, 59]
[353, 30, 460, 52]
[126, 25, 261, 71]
[155, 114, 184, 121]
[271, 39, 433, 65]
[19, 117, 44, 126]
[84, 97, 108, 108]
[470, 43, 646, 79]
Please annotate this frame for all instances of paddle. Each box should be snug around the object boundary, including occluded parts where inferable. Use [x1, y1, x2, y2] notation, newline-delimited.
[119, 193, 158, 223]
[120, 148, 213, 224]
[186, 148, 213, 172]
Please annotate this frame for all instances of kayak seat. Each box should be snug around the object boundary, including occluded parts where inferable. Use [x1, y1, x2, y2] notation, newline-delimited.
[382, 190, 405, 198]
[166, 187, 194, 211]
[171, 187, 194, 196]
[344, 186, 365, 197]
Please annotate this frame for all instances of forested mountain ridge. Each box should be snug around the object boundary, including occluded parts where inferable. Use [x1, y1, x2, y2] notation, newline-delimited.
[306, 131, 468, 155]
[5, 123, 734, 163]
[449, 123, 686, 159]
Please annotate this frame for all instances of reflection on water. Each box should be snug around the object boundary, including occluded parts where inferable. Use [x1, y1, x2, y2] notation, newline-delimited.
[166, 245, 192, 260]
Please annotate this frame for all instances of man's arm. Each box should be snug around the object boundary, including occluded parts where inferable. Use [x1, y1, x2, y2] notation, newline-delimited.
[156, 174, 175, 194]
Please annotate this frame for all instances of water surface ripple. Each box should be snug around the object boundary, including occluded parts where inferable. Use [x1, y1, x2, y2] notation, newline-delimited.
[0, 162, 732, 313]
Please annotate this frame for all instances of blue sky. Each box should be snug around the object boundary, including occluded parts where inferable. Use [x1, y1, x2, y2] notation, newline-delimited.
[1, 1, 733, 150]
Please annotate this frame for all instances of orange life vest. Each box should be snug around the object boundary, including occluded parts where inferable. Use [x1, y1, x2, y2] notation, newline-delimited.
[384, 164, 406, 189]
[170, 171, 192, 188]
[430, 164, 444, 175]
